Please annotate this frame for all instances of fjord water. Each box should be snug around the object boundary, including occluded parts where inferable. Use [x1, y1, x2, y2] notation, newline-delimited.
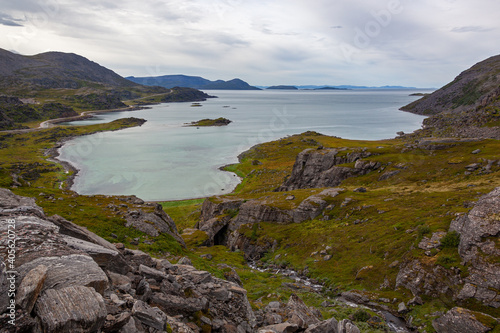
[58, 90, 428, 201]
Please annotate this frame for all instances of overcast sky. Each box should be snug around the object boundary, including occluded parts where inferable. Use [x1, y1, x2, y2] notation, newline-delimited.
[0, 0, 499, 87]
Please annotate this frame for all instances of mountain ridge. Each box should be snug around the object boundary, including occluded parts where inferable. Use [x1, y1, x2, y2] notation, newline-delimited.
[127, 74, 261, 90]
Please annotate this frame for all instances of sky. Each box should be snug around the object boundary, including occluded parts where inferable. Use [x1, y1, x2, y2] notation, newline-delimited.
[0, 0, 499, 88]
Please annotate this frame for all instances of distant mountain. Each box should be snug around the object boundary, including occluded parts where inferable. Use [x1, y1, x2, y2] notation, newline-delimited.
[266, 85, 298, 90]
[292, 85, 420, 90]
[400, 54, 500, 138]
[126, 75, 260, 90]
[0, 48, 138, 91]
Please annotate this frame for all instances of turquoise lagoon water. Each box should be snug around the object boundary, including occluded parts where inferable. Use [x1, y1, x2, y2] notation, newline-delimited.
[58, 90, 429, 201]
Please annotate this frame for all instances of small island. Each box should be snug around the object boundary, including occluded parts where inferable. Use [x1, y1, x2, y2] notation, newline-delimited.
[185, 117, 232, 127]
[266, 85, 299, 90]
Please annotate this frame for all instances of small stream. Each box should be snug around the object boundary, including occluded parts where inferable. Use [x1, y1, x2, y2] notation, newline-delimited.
[248, 261, 412, 332]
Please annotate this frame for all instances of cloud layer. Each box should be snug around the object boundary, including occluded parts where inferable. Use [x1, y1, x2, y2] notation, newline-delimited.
[0, 0, 499, 87]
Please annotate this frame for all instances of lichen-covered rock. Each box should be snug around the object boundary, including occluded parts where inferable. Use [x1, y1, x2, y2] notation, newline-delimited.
[432, 307, 496, 333]
[277, 148, 377, 191]
[35, 285, 107, 333]
[17, 254, 109, 295]
[450, 187, 500, 306]
[16, 264, 47, 313]
[395, 259, 462, 297]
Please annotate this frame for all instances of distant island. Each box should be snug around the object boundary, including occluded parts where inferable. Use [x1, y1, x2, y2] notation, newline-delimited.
[127, 75, 261, 90]
[266, 85, 298, 90]
[185, 117, 232, 127]
[314, 86, 349, 90]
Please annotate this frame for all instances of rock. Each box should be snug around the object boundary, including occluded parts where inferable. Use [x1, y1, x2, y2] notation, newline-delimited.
[286, 195, 295, 200]
[35, 286, 107, 333]
[62, 235, 130, 275]
[449, 187, 500, 306]
[286, 294, 321, 329]
[123, 248, 155, 268]
[118, 316, 143, 333]
[277, 149, 376, 191]
[0, 188, 44, 217]
[432, 307, 496, 333]
[418, 231, 447, 250]
[465, 163, 481, 171]
[107, 271, 132, 292]
[48, 214, 117, 251]
[149, 293, 205, 315]
[472, 149, 481, 154]
[17, 254, 109, 295]
[341, 291, 369, 304]
[353, 187, 367, 193]
[258, 322, 300, 333]
[337, 319, 360, 333]
[0, 259, 9, 314]
[178, 257, 193, 266]
[378, 170, 401, 181]
[103, 311, 131, 332]
[304, 317, 338, 333]
[395, 258, 462, 297]
[398, 302, 408, 313]
[16, 264, 47, 313]
[138, 264, 167, 281]
[132, 300, 167, 331]
[408, 296, 423, 306]
[124, 204, 185, 247]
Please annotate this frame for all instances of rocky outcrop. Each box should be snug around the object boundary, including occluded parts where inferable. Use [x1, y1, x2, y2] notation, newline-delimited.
[395, 259, 462, 298]
[198, 189, 343, 249]
[432, 307, 497, 333]
[277, 148, 379, 191]
[125, 203, 186, 247]
[450, 187, 500, 307]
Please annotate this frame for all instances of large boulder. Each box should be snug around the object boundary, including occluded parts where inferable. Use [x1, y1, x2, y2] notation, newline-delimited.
[35, 285, 107, 333]
[16, 254, 109, 295]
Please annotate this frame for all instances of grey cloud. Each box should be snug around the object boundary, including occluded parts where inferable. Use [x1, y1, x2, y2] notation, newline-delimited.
[0, 12, 23, 26]
[451, 26, 493, 33]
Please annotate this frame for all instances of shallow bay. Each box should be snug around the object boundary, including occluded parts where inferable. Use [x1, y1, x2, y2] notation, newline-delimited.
[58, 90, 428, 201]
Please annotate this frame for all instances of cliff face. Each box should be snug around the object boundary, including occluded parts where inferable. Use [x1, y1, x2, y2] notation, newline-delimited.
[401, 55, 500, 138]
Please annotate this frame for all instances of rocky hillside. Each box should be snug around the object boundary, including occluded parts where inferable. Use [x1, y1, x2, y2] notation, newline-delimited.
[0, 48, 138, 91]
[401, 55, 500, 138]
[0, 189, 365, 333]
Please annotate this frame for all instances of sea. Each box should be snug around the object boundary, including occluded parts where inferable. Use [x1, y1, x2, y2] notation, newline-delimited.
[57, 89, 430, 201]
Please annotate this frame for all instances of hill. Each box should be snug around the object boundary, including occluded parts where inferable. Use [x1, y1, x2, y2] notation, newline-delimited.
[0, 48, 138, 91]
[0, 50, 214, 130]
[127, 75, 260, 90]
[401, 55, 500, 138]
